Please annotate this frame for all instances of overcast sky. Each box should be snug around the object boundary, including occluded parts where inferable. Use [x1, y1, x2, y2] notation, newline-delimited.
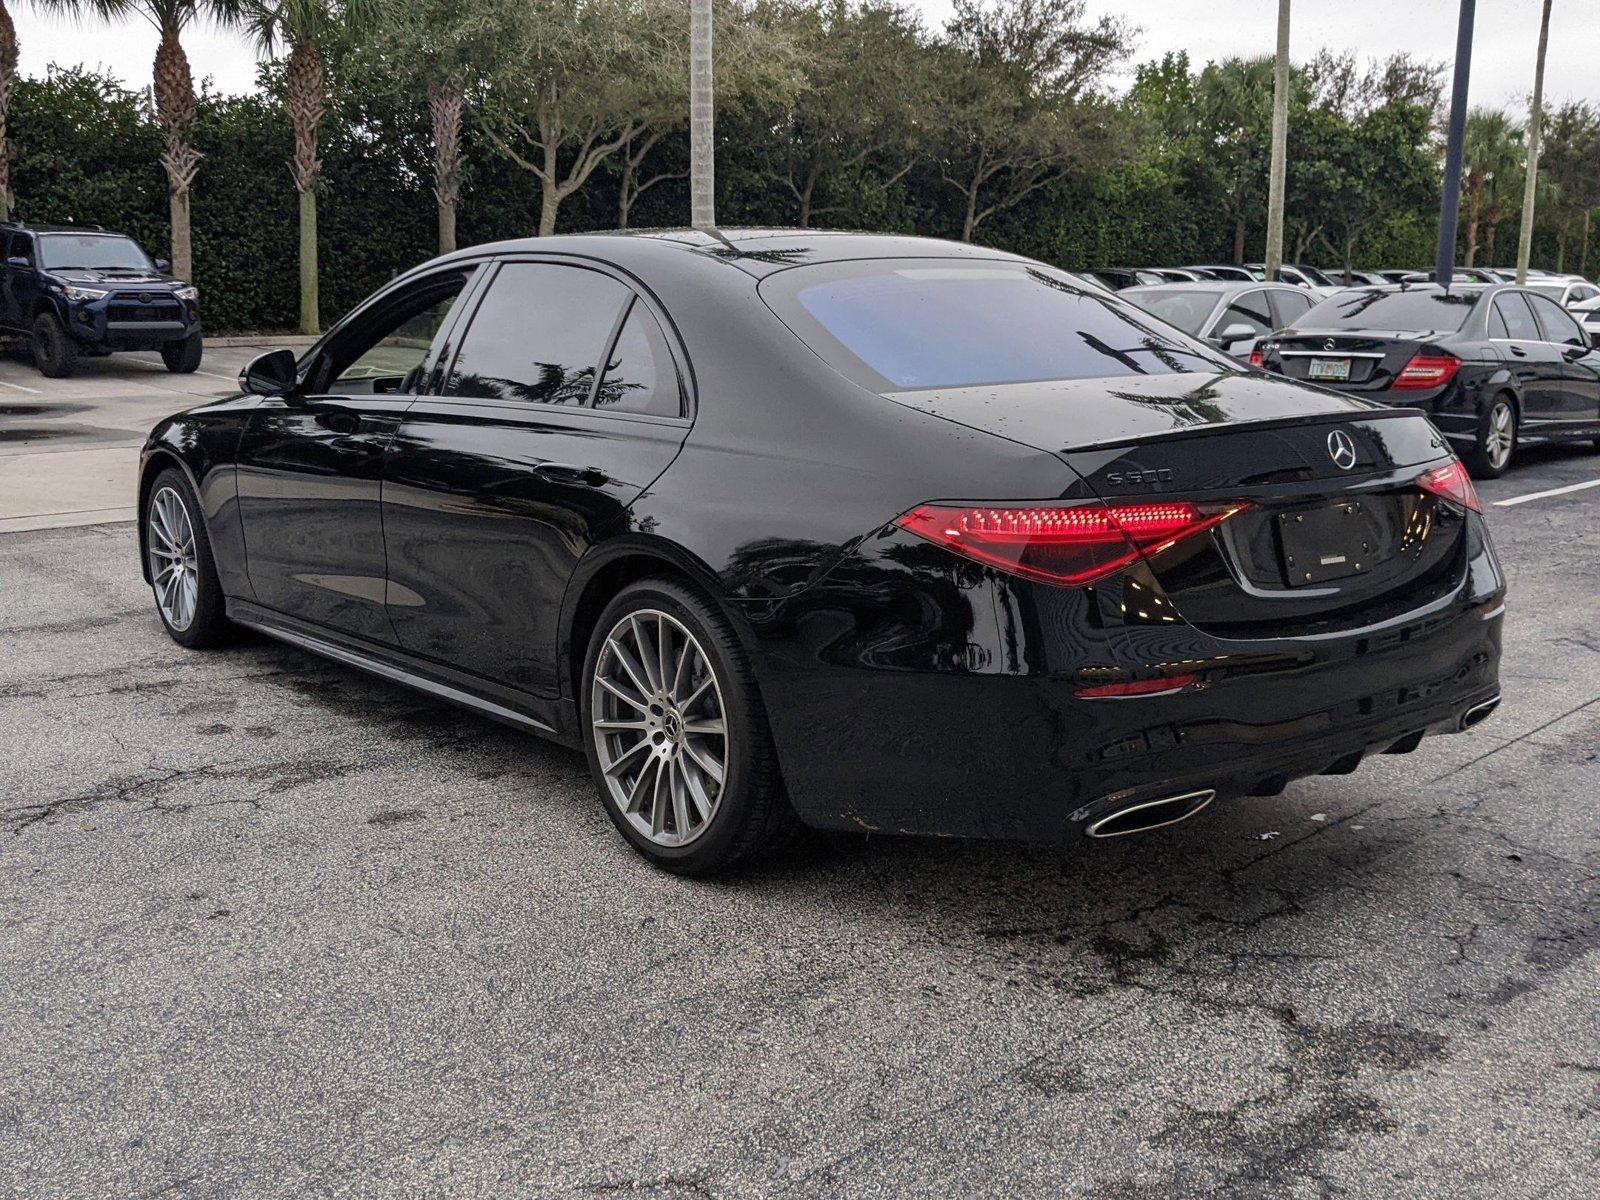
[12, 1, 1598, 113]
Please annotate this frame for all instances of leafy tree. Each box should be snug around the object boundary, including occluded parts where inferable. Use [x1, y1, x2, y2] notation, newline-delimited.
[1192, 56, 1275, 263]
[1538, 100, 1600, 272]
[473, 0, 679, 236]
[929, 0, 1129, 243]
[766, 0, 930, 228]
[1462, 108, 1523, 266]
[0, 1, 17, 219]
[38, 0, 248, 281]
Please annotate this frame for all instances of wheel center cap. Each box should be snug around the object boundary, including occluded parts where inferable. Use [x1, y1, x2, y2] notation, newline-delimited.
[662, 708, 683, 741]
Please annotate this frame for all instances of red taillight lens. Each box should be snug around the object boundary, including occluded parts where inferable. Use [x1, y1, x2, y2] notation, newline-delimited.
[894, 500, 1249, 587]
[1417, 459, 1481, 512]
[1392, 353, 1461, 390]
[1076, 673, 1200, 699]
[1248, 348, 1265, 368]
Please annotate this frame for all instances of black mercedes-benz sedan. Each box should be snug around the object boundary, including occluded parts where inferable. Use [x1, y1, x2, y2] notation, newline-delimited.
[1256, 282, 1600, 476]
[138, 231, 1505, 874]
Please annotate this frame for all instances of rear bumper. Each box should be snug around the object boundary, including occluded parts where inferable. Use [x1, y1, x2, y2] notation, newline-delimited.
[746, 524, 1505, 841]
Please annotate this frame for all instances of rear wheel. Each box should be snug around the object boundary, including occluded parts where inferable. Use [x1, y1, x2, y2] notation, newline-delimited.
[582, 577, 797, 875]
[1463, 395, 1516, 478]
[144, 468, 232, 648]
[160, 331, 203, 374]
[30, 312, 77, 378]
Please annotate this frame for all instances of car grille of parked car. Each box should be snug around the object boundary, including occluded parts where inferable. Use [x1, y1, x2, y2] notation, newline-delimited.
[109, 294, 183, 322]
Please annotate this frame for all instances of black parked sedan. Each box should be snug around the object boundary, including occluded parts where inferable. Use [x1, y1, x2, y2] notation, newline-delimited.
[138, 232, 1505, 874]
[1256, 283, 1600, 476]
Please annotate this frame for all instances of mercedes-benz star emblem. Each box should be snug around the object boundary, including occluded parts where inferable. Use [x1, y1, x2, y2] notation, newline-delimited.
[1322, 337, 1337, 351]
[1327, 429, 1358, 471]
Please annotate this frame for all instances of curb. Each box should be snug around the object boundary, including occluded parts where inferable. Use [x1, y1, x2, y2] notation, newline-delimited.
[204, 334, 319, 348]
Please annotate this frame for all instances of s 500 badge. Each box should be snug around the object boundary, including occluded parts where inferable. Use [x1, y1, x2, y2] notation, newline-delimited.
[1105, 468, 1174, 485]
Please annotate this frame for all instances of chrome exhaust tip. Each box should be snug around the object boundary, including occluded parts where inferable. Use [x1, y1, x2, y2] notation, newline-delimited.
[1086, 789, 1216, 839]
[1460, 695, 1501, 731]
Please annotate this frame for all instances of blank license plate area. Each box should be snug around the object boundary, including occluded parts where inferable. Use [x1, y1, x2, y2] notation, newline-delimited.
[1307, 357, 1351, 381]
[1278, 501, 1386, 586]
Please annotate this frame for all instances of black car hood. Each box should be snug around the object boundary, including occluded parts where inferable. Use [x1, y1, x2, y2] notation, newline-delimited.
[52, 268, 182, 288]
[883, 369, 1383, 452]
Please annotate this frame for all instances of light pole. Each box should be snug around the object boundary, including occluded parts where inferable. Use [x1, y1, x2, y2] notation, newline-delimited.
[1516, 0, 1552, 284]
[1434, 0, 1476, 289]
[689, 0, 715, 229]
[1264, 0, 1290, 283]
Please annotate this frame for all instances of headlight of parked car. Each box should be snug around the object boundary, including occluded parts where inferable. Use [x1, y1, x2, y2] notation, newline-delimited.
[174, 285, 199, 302]
[62, 284, 109, 302]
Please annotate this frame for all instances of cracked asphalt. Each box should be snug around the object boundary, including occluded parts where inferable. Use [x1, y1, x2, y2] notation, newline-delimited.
[1, 360, 1597, 1197]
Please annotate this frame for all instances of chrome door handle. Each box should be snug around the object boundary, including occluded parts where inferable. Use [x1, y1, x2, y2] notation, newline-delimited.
[533, 462, 609, 487]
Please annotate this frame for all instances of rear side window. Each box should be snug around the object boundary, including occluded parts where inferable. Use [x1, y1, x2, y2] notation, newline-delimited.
[762, 261, 1234, 393]
[593, 298, 683, 417]
[1526, 292, 1586, 346]
[445, 263, 629, 405]
[1301, 289, 1477, 333]
[1492, 294, 1540, 341]
[1124, 289, 1216, 335]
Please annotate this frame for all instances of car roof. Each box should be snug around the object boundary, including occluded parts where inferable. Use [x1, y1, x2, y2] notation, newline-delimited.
[428, 228, 1034, 280]
[1122, 281, 1298, 294]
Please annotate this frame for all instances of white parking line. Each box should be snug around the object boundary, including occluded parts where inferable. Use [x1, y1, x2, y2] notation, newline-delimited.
[1493, 478, 1600, 507]
[0, 377, 42, 394]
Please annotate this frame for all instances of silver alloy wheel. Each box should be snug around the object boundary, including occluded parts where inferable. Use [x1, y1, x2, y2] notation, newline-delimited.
[591, 608, 728, 848]
[1485, 401, 1514, 470]
[146, 485, 199, 632]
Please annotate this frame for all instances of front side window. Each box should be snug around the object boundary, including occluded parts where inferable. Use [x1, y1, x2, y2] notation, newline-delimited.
[762, 261, 1235, 394]
[1270, 288, 1314, 325]
[1526, 292, 1586, 346]
[592, 298, 683, 417]
[1492, 294, 1541, 341]
[445, 263, 629, 405]
[38, 234, 151, 272]
[1219, 290, 1274, 337]
[323, 271, 470, 396]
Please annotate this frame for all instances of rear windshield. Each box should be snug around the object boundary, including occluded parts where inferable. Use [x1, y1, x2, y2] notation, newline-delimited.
[1122, 289, 1216, 335]
[761, 261, 1236, 393]
[1299, 288, 1478, 333]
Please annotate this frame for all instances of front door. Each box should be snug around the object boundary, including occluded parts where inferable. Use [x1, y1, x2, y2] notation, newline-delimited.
[1525, 292, 1600, 426]
[1490, 292, 1566, 427]
[234, 267, 478, 644]
[1, 232, 37, 330]
[381, 259, 691, 697]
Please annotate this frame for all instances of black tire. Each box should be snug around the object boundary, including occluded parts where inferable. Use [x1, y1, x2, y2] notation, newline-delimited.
[580, 576, 799, 875]
[160, 331, 203, 374]
[143, 468, 233, 649]
[1462, 394, 1517, 479]
[30, 312, 77, 378]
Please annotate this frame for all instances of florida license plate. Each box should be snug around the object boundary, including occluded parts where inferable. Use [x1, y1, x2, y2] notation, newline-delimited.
[1308, 357, 1351, 381]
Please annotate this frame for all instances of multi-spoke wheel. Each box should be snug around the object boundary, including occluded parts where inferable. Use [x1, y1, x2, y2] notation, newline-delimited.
[1464, 395, 1517, 479]
[143, 468, 231, 648]
[581, 578, 797, 874]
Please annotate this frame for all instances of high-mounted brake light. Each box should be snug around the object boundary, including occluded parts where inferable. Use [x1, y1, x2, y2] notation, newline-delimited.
[1392, 353, 1461, 390]
[1416, 459, 1481, 513]
[894, 500, 1250, 587]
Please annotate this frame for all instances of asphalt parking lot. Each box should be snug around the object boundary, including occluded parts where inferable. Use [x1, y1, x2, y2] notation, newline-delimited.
[1, 348, 1596, 1198]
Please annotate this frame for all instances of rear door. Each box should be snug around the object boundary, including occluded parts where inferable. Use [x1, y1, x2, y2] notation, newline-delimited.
[1490, 291, 1565, 425]
[1525, 291, 1600, 425]
[235, 266, 477, 644]
[382, 259, 691, 697]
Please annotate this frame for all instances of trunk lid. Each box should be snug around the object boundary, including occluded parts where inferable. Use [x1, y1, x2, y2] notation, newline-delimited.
[1263, 329, 1454, 393]
[885, 370, 1464, 633]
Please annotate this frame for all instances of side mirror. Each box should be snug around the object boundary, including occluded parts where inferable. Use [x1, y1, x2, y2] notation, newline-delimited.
[154, 258, 170, 273]
[6, 256, 28, 269]
[239, 348, 299, 397]
[1214, 322, 1257, 347]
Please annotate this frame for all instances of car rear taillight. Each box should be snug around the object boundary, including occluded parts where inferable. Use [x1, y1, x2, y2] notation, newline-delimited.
[894, 500, 1250, 587]
[1416, 459, 1481, 512]
[1392, 353, 1461, 390]
[1248, 347, 1265, 368]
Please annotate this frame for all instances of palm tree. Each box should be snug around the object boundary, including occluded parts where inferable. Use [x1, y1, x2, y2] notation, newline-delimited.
[1462, 108, 1523, 266]
[247, 0, 366, 334]
[39, 0, 244, 281]
[0, 2, 19, 220]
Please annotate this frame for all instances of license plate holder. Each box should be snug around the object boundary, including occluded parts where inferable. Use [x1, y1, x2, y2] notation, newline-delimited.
[1278, 502, 1377, 585]
[1307, 357, 1351, 381]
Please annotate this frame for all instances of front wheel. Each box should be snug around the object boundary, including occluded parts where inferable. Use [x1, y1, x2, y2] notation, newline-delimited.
[160, 331, 203, 374]
[581, 577, 798, 875]
[144, 468, 232, 648]
[1463, 395, 1517, 478]
[30, 312, 77, 378]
